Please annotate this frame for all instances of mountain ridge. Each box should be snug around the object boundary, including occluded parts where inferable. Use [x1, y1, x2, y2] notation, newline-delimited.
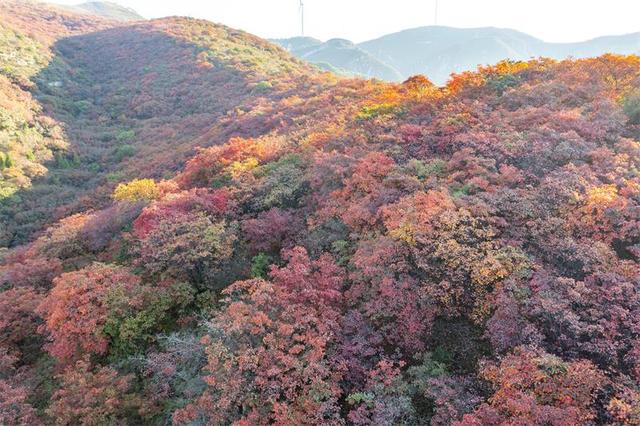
[275, 25, 640, 83]
[57, 1, 143, 21]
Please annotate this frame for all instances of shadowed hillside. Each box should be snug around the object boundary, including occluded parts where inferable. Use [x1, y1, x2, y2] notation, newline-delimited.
[0, 0, 116, 243]
[1, 2, 351, 246]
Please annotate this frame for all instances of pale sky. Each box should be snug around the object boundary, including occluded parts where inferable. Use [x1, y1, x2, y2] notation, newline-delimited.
[52, 0, 640, 43]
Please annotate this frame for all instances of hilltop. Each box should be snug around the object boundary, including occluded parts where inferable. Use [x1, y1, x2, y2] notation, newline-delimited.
[59, 1, 144, 21]
[1, 2, 640, 425]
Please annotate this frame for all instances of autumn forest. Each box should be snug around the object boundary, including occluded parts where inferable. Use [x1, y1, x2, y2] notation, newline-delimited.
[1, 1, 640, 425]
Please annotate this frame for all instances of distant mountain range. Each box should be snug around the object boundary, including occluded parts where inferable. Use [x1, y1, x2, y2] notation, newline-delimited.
[272, 37, 403, 81]
[274, 27, 640, 84]
[58, 1, 143, 21]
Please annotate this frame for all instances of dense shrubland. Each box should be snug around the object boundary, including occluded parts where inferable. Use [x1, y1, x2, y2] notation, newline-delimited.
[1, 2, 640, 425]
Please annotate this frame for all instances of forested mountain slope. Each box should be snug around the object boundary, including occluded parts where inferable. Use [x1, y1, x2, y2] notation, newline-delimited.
[0, 0, 116, 243]
[0, 1, 356, 246]
[1, 2, 640, 425]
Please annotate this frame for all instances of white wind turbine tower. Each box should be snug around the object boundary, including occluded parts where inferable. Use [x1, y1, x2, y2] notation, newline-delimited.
[299, 0, 305, 36]
[434, 0, 439, 26]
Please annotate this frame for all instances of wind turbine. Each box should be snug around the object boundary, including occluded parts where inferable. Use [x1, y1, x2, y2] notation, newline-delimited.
[434, 0, 439, 26]
[299, 0, 305, 36]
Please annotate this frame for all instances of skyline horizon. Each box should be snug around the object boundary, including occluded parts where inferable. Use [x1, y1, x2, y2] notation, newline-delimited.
[49, 0, 640, 44]
[272, 24, 640, 45]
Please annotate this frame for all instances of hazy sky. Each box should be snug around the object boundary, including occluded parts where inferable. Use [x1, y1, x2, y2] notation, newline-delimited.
[53, 0, 640, 43]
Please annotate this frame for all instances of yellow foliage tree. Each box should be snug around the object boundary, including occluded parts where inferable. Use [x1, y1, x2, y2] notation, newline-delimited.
[113, 179, 159, 202]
